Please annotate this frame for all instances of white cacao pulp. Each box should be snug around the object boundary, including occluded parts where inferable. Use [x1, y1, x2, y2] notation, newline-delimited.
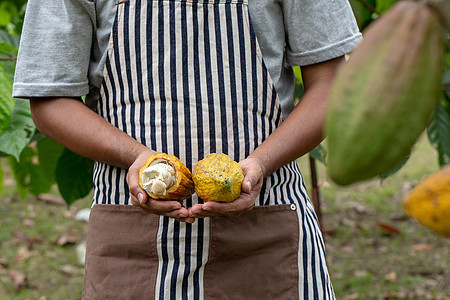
[141, 160, 176, 195]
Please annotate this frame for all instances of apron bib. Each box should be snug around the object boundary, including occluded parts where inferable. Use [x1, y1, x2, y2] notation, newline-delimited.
[83, 0, 334, 299]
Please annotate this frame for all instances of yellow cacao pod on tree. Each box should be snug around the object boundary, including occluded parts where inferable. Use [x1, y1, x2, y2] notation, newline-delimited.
[403, 164, 450, 237]
[192, 153, 244, 202]
[325, 1, 445, 185]
[138, 152, 194, 200]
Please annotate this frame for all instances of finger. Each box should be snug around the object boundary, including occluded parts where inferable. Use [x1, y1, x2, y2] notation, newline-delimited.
[158, 206, 195, 223]
[174, 217, 196, 223]
[191, 200, 253, 218]
[127, 173, 149, 205]
[144, 198, 183, 212]
[203, 198, 252, 213]
[240, 168, 261, 194]
[188, 204, 204, 217]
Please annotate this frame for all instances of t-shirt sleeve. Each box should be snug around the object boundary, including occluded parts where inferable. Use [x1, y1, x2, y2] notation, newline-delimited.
[284, 0, 362, 66]
[12, 0, 96, 98]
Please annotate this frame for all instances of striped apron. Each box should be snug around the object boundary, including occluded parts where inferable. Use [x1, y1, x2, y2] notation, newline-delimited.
[82, 0, 335, 299]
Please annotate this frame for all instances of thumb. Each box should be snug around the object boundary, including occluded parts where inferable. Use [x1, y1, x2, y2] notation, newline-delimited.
[242, 179, 252, 193]
[241, 167, 261, 193]
[127, 167, 148, 204]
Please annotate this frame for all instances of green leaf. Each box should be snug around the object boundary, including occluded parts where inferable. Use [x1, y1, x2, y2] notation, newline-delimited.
[293, 82, 304, 105]
[56, 149, 94, 206]
[7, 156, 26, 199]
[427, 100, 450, 166]
[309, 144, 327, 165]
[0, 59, 15, 82]
[0, 29, 19, 47]
[0, 41, 16, 55]
[37, 137, 65, 183]
[0, 161, 3, 196]
[0, 99, 35, 160]
[0, 2, 17, 27]
[443, 69, 450, 99]
[375, 0, 397, 14]
[0, 64, 14, 135]
[349, 0, 377, 30]
[7, 145, 54, 197]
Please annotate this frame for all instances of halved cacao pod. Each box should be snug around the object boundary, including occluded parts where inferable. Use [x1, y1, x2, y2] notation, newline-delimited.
[138, 152, 194, 200]
[403, 164, 450, 237]
[192, 153, 244, 202]
[325, 1, 445, 185]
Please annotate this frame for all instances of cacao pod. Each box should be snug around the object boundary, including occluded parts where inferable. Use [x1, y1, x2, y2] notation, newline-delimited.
[403, 164, 450, 237]
[325, 1, 445, 185]
[138, 152, 194, 200]
[192, 153, 244, 202]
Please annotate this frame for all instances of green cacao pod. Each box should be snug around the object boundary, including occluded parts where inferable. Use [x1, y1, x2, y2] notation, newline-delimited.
[325, 1, 445, 186]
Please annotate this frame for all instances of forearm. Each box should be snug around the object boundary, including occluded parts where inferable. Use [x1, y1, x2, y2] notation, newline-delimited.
[30, 97, 154, 169]
[249, 57, 343, 177]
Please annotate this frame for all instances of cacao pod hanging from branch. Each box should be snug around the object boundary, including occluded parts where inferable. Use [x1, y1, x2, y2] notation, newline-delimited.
[325, 0, 445, 186]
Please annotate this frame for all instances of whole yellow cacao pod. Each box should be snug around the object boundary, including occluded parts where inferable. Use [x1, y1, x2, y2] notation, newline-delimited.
[403, 165, 450, 237]
[325, 1, 445, 185]
[192, 153, 244, 202]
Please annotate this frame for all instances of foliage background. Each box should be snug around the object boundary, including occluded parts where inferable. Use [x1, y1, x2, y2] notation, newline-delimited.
[0, 0, 449, 299]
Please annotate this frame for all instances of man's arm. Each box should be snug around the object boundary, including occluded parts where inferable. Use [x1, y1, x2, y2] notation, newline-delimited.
[30, 97, 193, 222]
[30, 97, 150, 169]
[189, 56, 344, 217]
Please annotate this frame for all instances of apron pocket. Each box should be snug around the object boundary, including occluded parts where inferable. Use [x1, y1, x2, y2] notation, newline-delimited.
[205, 204, 299, 300]
[82, 205, 159, 299]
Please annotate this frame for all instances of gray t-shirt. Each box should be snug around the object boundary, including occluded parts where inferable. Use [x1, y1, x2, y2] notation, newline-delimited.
[13, 0, 361, 118]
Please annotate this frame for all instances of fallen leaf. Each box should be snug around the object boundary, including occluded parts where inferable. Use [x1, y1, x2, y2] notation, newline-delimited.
[9, 229, 27, 245]
[342, 293, 359, 300]
[22, 218, 35, 227]
[56, 233, 77, 246]
[9, 270, 27, 291]
[411, 244, 434, 251]
[384, 271, 397, 282]
[322, 227, 338, 236]
[376, 222, 401, 235]
[26, 237, 43, 250]
[36, 194, 65, 205]
[59, 264, 82, 276]
[64, 210, 74, 218]
[14, 246, 37, 264]
[0, 258, 8, 268]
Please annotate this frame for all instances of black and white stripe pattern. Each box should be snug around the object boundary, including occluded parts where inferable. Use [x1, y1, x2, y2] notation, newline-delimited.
[92, 0, 334, 298]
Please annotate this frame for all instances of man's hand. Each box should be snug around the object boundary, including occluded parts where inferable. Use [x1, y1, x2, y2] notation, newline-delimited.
[188, 156, 266, 218]
[127, 150, 195, 223]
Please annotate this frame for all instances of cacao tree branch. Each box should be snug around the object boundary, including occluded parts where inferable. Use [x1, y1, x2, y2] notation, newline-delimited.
[309, 155, 322, 229]
[0, 57, 17, 61]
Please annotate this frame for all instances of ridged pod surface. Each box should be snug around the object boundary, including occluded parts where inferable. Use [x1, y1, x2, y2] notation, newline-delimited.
[192, 153, 244, 202]
[325, 1, 445, 185]
[138, 152, 194, 200]
[403, 165, 450, 237]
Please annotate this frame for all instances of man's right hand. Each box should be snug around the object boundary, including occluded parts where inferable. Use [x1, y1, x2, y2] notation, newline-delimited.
[126, 150, 195, 223]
